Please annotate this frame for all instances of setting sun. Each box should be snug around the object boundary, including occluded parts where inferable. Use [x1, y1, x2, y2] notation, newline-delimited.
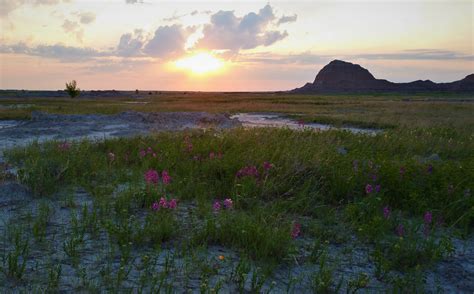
[174, 52, 224, 75]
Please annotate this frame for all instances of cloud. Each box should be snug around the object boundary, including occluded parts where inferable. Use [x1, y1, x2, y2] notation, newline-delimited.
[62, 19, 84, 42]
[116, 29, 145, 57]
[1, 0, 69, 17]
[195, 4, 289, 52]
[277, 14, 297, 25]
[76, 11, 95, 24]
[143, 24, 195, 58]
[125, 0, 143, 4]
[348, 49, 474, 61]
[0, 42, 105, 61]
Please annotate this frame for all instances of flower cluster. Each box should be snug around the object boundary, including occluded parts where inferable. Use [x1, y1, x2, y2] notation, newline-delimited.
[236, 165, 259, 179]
[365, 184, 381, 194]
[213, 198, 233, 212]
[144, 169, 172, 185]
[139, 146, 157, 158]
[144, 169, 159, 185]
[152, 197, 177, 211]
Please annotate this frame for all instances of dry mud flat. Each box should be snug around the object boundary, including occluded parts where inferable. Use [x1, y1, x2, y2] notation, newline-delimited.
[0, 111, 238, 158]
[0, 111, 473, 292]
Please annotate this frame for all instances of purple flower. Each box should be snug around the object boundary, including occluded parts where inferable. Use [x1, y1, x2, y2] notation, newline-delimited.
[371, 174, 377, 182]
[223, 198, 233, 209]
[396, 224, 405, 237]
[427, 164, 433, 174]
[263, 161, 273, 172]
[139, 150, 146, 158]
[152, 202, 159, 211]
[383, 206, 390, 219]
[168, 199, 177, 209]
[375, 184, 381, 193]
[424, 211, 432, 224]
[213, 201, 221, 212]
[236, 165, 259, 179]
[159, 197, 168, 208]
[161, 170, 171, 185]
[144, 169, 159, 185]
[365, 184, 373, 194]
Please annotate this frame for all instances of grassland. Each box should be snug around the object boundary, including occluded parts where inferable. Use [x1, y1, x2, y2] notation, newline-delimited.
[0, 91, 473, 292]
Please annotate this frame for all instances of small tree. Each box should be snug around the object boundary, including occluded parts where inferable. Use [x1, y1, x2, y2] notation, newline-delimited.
[65, 80, 80, 98]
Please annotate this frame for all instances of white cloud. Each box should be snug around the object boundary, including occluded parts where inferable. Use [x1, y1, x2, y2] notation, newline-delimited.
[143, 25, 195, 58]
[195, 4, 289, 52]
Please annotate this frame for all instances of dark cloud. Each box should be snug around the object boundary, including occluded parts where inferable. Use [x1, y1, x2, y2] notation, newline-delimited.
[195, 4, 289, 51]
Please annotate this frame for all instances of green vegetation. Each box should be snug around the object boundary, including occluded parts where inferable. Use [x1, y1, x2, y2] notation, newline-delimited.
[2, 124, 472, 291]
[64, 80, 80, 98]
[1, 91, 473, 129]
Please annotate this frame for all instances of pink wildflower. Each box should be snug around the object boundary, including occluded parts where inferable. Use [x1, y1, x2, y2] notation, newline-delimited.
[139, 150, 146, 158]
[236, 166, 259, 179]
[291, 223, 301, 239]
[147, 147, 153, 154]
[263, 161, 273, 171]
[383, 206, 390, 219]
[223, 198, 233, 209]
[213, 201, 221, 212]
[159, 197, 168, 208]
[152, 201, 159, 211]
[161, 170, 171, 185]
[152, 153, 157, 158]
[144, 169, 159, 185]
[365, 184, 373, 194]
[209, 152, 215, 160]
[168, 199, 177, 209]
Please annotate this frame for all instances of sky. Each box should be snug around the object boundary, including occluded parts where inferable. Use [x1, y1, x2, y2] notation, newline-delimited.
[0, 0, 473, 91]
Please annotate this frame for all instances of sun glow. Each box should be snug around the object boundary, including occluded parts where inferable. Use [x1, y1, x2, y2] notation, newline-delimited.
[174, 52, 224, 75]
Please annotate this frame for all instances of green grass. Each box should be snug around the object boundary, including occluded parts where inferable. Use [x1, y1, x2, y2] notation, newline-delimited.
[1, 91, 473, 129]
[1, 92, 473, 290]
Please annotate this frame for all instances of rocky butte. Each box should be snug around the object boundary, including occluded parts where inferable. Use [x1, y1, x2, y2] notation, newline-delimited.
[291, 60, 474, 93]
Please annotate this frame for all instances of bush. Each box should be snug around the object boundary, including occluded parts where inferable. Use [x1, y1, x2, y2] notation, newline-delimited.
[65, 80, 80, 98]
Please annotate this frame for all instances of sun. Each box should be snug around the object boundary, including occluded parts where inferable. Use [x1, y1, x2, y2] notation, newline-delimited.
[174, 52, 224, 75]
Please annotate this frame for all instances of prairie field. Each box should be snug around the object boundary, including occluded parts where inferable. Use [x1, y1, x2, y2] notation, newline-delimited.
[0, 92, 473, 292]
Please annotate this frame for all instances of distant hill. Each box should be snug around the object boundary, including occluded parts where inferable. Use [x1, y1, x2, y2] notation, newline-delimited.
[291, 60, 474, 93]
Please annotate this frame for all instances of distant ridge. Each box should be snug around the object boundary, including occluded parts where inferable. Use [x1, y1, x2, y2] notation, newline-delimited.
[292, 60, 474, 93]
